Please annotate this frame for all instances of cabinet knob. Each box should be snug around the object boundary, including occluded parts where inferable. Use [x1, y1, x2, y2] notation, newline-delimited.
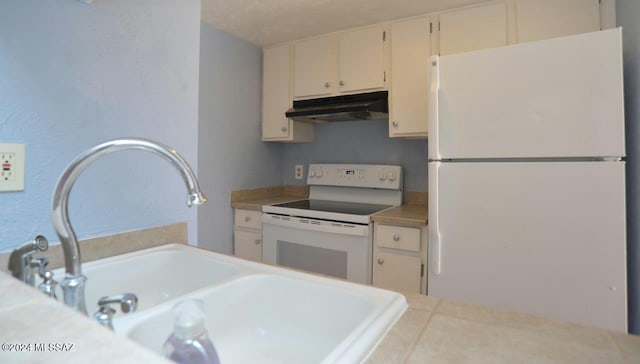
[393, 234, 400, 241]
[339, 80, 345, 86]
[254, 239, 261, 245]
[244, 216, 251, 222]
[392, 121, 399, 128]
[324, 82, 330, 88]
[377, 258, 384, 265]
[281, 126, 288, 132]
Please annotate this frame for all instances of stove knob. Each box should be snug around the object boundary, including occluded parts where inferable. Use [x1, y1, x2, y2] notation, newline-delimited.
[317, 169, 323, 178]
[309, 169, 316, 178]
[379, 172, 387, 181]
[389, 172, 397, 181]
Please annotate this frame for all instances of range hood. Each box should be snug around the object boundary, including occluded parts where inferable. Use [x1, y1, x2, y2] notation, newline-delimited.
[285, 91, 388, 123]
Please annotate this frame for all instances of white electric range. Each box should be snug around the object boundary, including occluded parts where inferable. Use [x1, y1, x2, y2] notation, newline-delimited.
[262, 164, 403, 284]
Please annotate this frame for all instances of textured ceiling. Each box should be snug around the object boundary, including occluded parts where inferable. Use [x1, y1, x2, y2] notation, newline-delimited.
[201, 0, 492, 46]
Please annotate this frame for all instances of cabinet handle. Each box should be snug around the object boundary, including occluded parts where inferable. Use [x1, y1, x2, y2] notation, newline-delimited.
[254, 239, 261, 245]
[324, 82, 330, 88]
[339, 80, 345, 87]
[244, 216, 251, 222]
[392, 121, 399, 128]
[377, 258, 384, 265]
[393, 234, 400, 242]
[281, 126, 287, 132]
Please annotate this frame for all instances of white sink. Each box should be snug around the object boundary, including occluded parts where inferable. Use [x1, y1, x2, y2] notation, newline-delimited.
[57, 244, 407, 363]
[51, 245, 242, 312]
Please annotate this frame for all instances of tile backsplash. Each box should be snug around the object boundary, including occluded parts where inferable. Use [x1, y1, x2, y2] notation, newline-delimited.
[0, 222, 187, 274]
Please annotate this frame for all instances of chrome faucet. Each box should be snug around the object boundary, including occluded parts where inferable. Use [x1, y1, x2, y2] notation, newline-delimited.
[51, 138, 207, 314]
[94, 293, 138, 330]
[8, 235, 49, 286]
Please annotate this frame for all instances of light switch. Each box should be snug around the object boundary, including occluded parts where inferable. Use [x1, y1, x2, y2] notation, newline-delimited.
[0, 143, 25, 192]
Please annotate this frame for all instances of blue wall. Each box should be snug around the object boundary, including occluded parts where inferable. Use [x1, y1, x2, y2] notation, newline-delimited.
[282, 121, 428, 192]
[0, 0, 201, 252]
[618, 0, 640, 334]
[197, 23, 283, 253]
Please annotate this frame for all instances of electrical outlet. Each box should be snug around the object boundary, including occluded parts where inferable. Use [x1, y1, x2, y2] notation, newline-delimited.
[295, 164, 304, 180]
[0, 143, 25, 192]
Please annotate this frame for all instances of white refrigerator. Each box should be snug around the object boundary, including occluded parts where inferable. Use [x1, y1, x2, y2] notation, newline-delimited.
[428, 28, 627, 332]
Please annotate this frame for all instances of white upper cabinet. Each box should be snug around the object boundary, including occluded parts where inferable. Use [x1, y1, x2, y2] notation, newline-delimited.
[293, 36, 335, 98]
[389, 16, 431, 138]
[338, 26, 386, 93]
[293, 26, 386, 99]
[438, 3, 508, 56]
[262, 45, 291, 140]
[516, 0, 600, 43]
[262, 0, 604, 142]
[262, 44, 313, 143]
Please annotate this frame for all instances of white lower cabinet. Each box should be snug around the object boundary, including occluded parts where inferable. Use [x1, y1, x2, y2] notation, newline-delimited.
[373, 224, 428, 294]
[233, 209, 263, 262]
[233, 229, 262, 262]
[373, 252, 422, 293]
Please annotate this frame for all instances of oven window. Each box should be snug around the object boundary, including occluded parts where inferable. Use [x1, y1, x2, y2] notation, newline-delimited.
[277, 240, 348, 279]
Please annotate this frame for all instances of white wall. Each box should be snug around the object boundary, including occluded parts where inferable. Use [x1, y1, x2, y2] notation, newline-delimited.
[197, 23, 283, 253]
[0, 0, 201, 251]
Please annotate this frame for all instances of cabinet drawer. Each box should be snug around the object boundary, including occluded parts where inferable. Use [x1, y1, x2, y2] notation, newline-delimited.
[234, 209, 262, 230]
[375, 225, 420, 252]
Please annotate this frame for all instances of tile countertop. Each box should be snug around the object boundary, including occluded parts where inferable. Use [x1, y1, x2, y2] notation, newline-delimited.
[230, 185, 309, 211]
[2, 270, 639, 363]
[231, 195, 306, 211]
[231, 186, 428, 227]
[371, 204, 428, 228]
[0, 270, 173, 364]
[369, 294, 640, 363]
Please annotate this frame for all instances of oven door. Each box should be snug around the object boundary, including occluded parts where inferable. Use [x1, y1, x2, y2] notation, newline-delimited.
[262, 213, 373, 284]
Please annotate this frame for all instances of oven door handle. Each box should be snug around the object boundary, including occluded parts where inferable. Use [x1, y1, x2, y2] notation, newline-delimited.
[262, 214, 370, 237]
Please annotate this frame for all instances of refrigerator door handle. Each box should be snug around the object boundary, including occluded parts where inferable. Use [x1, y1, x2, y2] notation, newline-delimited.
[429, 55, 440, 160]
[429, 161, 442, 275]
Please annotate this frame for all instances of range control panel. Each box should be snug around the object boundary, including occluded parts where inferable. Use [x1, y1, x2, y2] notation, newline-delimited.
[307, 164, 402, 190]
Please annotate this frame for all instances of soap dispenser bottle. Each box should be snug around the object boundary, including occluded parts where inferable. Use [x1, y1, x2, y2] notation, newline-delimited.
[162, 299, 220, 364]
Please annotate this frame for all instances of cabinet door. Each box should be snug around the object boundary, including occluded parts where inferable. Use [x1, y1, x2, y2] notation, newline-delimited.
[234, 229, 262, 262]
[439, 3, 507, 55]
[293, 36, 335, 98]
[389, 17, 430, 137]
[516, 0, 600, 43]
[373, 252, 422, 294]
[262, 45, 291, 140]
[339, 26, 385, 93]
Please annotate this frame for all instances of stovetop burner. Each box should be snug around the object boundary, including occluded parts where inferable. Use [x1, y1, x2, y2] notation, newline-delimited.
[272, 199, 393, 216]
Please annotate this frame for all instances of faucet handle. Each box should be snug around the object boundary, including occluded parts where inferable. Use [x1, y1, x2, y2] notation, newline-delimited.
[94, 293, 138, 330]
[30, 257, 59, 299]
[98, 293, 138, 313]
[38, 270, 58, 299]
[94, 305, 117, 330]
[30, 257, 49, 275]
